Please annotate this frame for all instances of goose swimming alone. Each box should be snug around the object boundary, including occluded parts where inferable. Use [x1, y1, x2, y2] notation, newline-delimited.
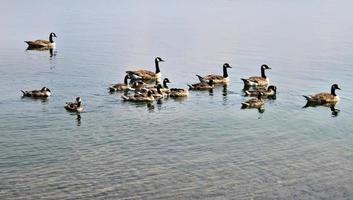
[303, 84, 341, 105]
[25, 32, 57, 49]
[65, 97, 84, 112]
[21, 87, 52, 98]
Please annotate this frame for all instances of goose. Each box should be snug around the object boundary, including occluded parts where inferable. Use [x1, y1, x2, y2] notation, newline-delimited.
[169, 88, 189, 97]
[245, 85, 277, 98]
[152, 84, 168, 98]
[121, 90, 155, 102]
[126, 57, 164, 81]
[241, 92, 265, 109]
[65, 97, 84, 112]
[21, 87, 52, 98]
[197, 63, 232, 84]
[147, 78, 171, 93]
[188, 80, 214, 90]
[109, 75, 130, 92]
[241, 64, 271, 87]
[25, 32, 57, 49]
[303, 84, 341, 104]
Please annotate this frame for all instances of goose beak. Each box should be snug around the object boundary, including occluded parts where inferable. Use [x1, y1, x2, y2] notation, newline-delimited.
[337, 87, 341, 90]
[160, 59, 165, 62]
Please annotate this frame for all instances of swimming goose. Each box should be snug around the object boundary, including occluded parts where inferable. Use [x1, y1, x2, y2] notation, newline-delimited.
[152, 84, 168, 98]
[169, 88, 189, 97]
[21, 87, 52, 98]
[241, 92, 265, 109]
[241, 64, 271, 87]
[65, 97, 84, 112]
[188, 80, 214, 90]
[121, 90, 155, 102]
[25, 32, 57, 49]
[126, 57, 164, 81]
[245, 85, 277, 98]
[197, 63, 232, 84]
[109, 75, 130, 92]
[303, 84, 341, 104]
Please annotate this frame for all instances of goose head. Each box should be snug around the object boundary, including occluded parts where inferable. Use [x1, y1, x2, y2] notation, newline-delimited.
[268, 85, 277, 93]
[261, 64, 271, 70]
[155, 57, 164, 62]
[331, 84, 341, 96]
[223, 63, 232, 68]
[41, 87, 51, 92]
[76, 97, 82, 103]
[50, 32, 57, 38]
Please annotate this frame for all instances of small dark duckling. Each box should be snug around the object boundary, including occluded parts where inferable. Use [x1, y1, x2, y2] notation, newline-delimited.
[245, 85, 277, 98]
[21, 87, 52, 98]
[65, 97, 84, 112]
[241, 92, 265, 109]
[188, 79, 214, 90]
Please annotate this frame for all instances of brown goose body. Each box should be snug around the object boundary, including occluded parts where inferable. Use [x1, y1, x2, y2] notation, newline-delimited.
[109, 75, 130, 92]
[188, 80, 214, 90]
[245, 85, 277, 97]
[121, 90, 155, 102]
[241, 92, 265, 109]
[170, 88, 189, 97]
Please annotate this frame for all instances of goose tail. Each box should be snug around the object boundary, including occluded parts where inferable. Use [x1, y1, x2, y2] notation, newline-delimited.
[121, 95, 129, 101]
[187, 84, 193, 90]
[196, 74, 205, 83]
[241, 102, 249, 109]
[303, 95, 312, 101]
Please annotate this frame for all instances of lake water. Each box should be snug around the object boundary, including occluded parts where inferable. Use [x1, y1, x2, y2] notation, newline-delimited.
[1, 0, 353, 199]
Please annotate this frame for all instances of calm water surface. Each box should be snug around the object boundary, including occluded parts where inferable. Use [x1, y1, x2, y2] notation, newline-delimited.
[1, 0, 353, 199]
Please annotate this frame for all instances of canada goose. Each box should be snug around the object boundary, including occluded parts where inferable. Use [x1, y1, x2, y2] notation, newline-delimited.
[126, 57, 164, 81]
[121, 90, 155, 102]
[241, 64, 271, 87]
[245, 85, 277, 97]
[188, 80, 214, 90]
[197, 63, 232, 84]
[303, 84, 341, 104]
[169, 88, 189, 97]
[25, 32, 57, 49]
[148, 78, 171, 93]
[241, 92, 265, 109]
[21, 87, 52, 98]
[65, 97, 84, 112]
[109, 75, 130, 92]
[152, 84, 168, 98]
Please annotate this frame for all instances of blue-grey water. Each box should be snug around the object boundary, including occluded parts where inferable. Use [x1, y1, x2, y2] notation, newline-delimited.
[1, 0, 353, 199]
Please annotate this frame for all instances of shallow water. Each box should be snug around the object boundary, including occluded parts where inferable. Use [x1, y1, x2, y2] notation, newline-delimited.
[1, 0, 353, 199]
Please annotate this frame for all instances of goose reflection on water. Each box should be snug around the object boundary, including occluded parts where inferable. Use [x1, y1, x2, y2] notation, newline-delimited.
[26, 47, 57, 58]
[303, 102, 340, 117]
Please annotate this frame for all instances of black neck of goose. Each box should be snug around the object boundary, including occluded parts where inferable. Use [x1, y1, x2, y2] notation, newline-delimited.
[155, 60, 160, 73]
[223, 66, 229, 78]
[163, 81, 168, 88]
[123, 75, 129, 84]
[331, 86, 337, 96]
[77, 102, 81, 107]
[261, 67, 266, 78]
[49, 34, 54, 43]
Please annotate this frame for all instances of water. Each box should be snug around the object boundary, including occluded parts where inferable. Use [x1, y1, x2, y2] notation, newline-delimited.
[1, 0, 353, 199]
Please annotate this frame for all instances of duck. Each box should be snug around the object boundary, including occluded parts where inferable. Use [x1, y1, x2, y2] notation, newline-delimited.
[241, 64, 271, 87]
[241, 92, 265, 109]
[65, 97, 84, 112]
[169, 88, 189, 97]
[197, 63, 232, 84]
[245, 85, 277, 98]
[21, 87, 52, 98]
[121, 90, 155, 102]
[126, 57, 164, 81]
[303, 84, 341, 104]
[109, 75, 130, 92]
[25, 32, 57, 49]
[188, 79, 214, 90]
